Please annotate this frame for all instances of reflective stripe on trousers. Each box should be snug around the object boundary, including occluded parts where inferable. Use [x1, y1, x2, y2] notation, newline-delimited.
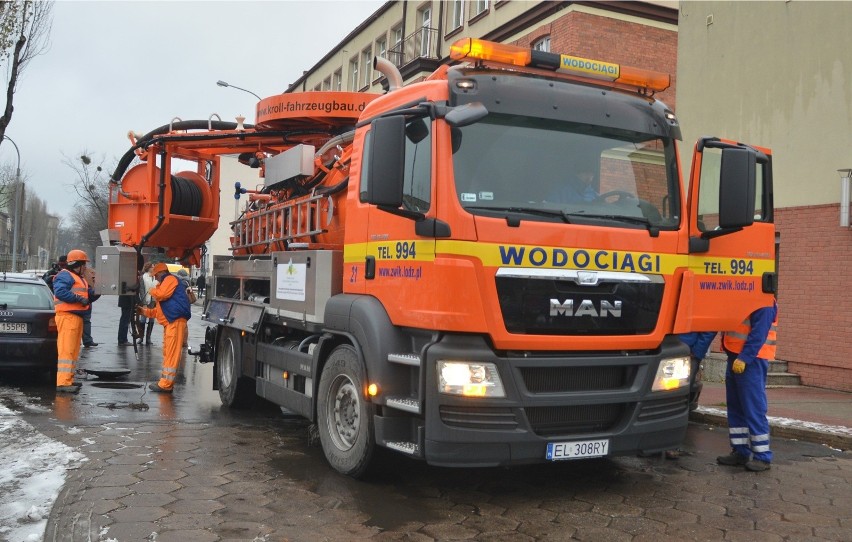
[725, 355, 772, 462]
[56, 311, 83, 387]
[158, 318, 187, 390]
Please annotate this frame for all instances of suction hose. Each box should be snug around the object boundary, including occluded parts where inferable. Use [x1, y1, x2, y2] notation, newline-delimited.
[109, 120, 254, 185]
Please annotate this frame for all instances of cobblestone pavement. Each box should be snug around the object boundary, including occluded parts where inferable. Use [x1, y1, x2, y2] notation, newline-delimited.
[31, 412, 852, 541]
[7, 302, 852, 541]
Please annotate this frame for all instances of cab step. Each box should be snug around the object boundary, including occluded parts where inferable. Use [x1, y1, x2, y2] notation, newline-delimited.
[387, 353, 421, 366]
[385, 396, 421, 414]
[385, 441, 420, 455]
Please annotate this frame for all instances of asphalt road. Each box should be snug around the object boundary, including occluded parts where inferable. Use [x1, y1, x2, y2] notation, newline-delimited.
[1, 299, 851, 541]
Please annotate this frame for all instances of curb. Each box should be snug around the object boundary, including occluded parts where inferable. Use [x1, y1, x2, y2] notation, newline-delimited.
[690, 406, 852, 451]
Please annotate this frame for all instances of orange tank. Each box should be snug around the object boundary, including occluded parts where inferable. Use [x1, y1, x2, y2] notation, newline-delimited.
[108, 91, 379, 264]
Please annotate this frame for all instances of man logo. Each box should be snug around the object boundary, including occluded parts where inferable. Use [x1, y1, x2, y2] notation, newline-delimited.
[550, 299, 622, 317]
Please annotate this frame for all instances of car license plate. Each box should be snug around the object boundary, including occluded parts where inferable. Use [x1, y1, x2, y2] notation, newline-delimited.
[0, 322, 27, 333]
[546, 439, 609, 461]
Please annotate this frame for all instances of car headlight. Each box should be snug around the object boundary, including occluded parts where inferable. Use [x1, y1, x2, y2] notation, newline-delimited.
[438, 361, 506, 398]
[652, 356, 691, 391]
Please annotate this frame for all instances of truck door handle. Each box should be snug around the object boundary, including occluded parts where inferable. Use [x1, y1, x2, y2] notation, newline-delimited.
[365, 256, 376, 280]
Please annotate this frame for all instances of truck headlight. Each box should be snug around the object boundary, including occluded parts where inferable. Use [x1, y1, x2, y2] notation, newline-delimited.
[438, 361, 505, 398]
[652, 356, 691, 391]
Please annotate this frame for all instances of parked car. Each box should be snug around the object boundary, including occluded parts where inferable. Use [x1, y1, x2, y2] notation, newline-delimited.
[0, 272, 57, 384]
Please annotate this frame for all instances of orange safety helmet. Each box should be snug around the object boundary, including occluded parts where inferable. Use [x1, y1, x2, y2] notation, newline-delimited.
[66, 249, 89, 267]
[151, 262, 169, 276]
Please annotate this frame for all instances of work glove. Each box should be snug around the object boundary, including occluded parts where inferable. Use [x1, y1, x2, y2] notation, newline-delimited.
[731, 358, 746, 374]
[77, 296, 90, 307]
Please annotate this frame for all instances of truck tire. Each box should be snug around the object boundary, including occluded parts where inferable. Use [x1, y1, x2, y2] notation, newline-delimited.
[217, 328, 254, 408]
[317, 345, 375, 478]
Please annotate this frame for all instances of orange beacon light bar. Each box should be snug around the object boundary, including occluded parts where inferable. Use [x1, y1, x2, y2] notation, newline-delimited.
[450, 38, 670, 93]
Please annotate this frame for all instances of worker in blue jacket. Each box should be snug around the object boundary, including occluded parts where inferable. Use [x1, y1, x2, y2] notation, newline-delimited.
[678, 331, 717, 411]
[717, 301, 778, 472]
[661, 331, 717, 459]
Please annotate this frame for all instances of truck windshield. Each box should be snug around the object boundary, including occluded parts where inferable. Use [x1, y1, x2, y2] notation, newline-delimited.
[451, 114, 679, 228]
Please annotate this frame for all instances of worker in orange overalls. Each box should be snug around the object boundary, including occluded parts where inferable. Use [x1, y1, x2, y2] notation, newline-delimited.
[52, 249, 95, 393]
[138, 262, 191, 393]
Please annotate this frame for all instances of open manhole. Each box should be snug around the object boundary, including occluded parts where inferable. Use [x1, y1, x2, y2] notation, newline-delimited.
[90, 382, 144, 389]
[84, 368, 131, 380]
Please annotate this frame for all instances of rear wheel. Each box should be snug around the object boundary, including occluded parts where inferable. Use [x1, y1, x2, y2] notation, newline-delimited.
[317, 345, 375, 478]
[217, 328, 254, 408]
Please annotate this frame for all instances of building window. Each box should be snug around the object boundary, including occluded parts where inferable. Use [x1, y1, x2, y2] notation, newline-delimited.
[349, 56, 359, 91]
[333, 69, 342, 91]
[418, 5, 432, 57]
[471, 0, 489, 17]
[314, 83, 322, 91]
[391, 24, 404, 66]
[448, 0, 464, 31]
[322, 77, 331, 91]
[361, 47, 372, 89]
[532, 35, 551, 53]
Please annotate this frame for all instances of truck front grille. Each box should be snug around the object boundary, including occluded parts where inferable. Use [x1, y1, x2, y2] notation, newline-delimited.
[520, 365, 633, 393]
[525, 404, 626, 437]
[496, 276, 663, 336]
[637, 396, 688, 421]
[439, 406, 519, 431]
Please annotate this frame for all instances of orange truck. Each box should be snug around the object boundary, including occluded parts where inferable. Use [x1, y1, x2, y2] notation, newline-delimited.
[106, 38, 776, 477]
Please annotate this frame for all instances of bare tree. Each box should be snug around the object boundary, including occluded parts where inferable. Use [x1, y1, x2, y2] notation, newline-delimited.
[63, 151, 109, 251]
[0, 1, 53, 146]
[0, 161, 19, 208]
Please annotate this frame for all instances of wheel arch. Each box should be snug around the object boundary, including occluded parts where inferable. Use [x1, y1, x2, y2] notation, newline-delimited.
[318, 294, 414, 411]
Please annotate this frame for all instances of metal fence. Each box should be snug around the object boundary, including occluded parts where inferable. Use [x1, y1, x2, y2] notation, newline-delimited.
[0, 253, 44, 273]
[387, 27, 439, 67]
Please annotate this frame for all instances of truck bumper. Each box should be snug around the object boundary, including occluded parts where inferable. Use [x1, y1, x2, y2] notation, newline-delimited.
[417, 334, 691, 468]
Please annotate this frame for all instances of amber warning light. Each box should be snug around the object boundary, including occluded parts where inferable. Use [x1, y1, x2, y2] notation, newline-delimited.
[450, 38, 670, 93]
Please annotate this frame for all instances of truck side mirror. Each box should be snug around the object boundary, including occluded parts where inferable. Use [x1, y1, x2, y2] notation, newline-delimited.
[363, 116, 405, 207]
[718, 147, 756, 229]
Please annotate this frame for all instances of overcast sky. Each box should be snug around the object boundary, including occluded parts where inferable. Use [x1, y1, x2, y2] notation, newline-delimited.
[0, 0, 385, 221]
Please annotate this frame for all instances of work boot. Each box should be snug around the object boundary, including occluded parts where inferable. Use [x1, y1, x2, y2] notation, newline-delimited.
[716, 452, 750, 466]
[148, 382, 172, 393]
[745, 459, 771, 472]
[145, 321, 154, 345]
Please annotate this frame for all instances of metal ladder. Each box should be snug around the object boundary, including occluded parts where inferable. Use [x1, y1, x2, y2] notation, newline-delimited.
[230, 194, 332, 252]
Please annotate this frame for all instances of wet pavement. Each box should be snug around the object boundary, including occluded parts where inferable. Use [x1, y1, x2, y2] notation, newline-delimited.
[1, 299, 851, 541]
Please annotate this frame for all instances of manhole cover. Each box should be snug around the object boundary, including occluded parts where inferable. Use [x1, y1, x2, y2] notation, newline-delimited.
[90, 382, 143, 389]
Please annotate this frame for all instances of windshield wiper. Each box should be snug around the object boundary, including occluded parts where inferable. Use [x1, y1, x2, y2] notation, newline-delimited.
[466, 206, 571, 223]
[563, 213, 660, 237]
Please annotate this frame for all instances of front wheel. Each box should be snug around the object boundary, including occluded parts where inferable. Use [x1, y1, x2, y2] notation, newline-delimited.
[317, 345, 375, 478]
